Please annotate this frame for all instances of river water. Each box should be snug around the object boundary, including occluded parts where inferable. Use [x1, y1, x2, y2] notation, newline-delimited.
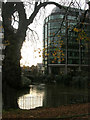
[18, 84, 88, 109]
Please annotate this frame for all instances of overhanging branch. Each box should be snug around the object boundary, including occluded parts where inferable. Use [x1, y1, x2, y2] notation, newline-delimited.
[27, 2, 62, 26]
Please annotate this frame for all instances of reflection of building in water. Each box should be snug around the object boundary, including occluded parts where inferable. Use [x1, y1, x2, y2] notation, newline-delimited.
[18, 85, 44, 109]
[18, 84, 88, 109]
[43, 6, 89, 74]
[43, 85, 88, 107]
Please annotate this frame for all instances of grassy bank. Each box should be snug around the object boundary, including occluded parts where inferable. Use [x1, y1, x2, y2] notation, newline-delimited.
[2, 103, 90, 119]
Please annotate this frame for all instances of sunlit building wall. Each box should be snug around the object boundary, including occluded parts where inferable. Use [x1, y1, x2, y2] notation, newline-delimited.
[43, 6, 89, 74]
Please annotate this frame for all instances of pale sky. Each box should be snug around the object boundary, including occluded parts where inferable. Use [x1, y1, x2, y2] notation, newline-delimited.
[20, 1, 56, 67]
[20, 0, 88, 67]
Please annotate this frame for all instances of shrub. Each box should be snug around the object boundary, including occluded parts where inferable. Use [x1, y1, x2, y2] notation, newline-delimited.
[72, 76, 88, 88]
[21, 76, 31, 88]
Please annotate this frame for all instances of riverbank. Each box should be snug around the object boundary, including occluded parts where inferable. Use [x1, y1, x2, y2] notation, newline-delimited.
[2, 103, 90, 119]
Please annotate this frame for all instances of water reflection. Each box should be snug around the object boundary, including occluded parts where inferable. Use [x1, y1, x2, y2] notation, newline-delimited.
[18, 84, 45, 109]
[18, 84, 88, 110]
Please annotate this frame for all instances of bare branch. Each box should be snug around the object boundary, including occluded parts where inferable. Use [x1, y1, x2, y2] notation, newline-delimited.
[27, 27, 39, 42]
[13, 2, 27, 33]
[34, 2, 38, 10]
[27, 2, 62, 26]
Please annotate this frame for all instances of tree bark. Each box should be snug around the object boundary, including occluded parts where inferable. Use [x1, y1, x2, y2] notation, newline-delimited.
[2, 29, 27, 108]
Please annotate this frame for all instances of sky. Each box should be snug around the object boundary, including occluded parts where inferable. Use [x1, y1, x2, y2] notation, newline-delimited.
[20, 1, 56, 67]
[20, 0, 89, 67]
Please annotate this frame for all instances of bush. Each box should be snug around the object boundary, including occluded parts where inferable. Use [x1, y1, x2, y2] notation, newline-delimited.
[46, 74, 55, 83]
[62, 74, 72, 86]
[72, 76, 88, 88]
[55, 75, 63, 83]
[21, 76, 31, 88]
[54, 74, 72, 86]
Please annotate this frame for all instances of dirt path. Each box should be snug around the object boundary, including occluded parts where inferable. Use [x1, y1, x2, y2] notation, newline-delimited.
[2, 103, 90, 119]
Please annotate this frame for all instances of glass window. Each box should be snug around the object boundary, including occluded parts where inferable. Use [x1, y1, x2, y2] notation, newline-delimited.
[46, 17, 48, 22]
[67, 15, 76, 20]
[45, 41, 47, 46]
[45, 25, 47, 38]
[45, 61, 47, 64]
[49, 14, 64, 20]
[68, 59, 72, 64]
[48, 37, 50, 45]
[48, 29, 58, 36]
[51, 29, 58, 33]
[63, 22, 66, 26]
[72, 59, 79, 64]
[68, 22, 77, 26]
[61, 60, 65, 64]
[48, 23, 50, 29]
[49, 15, 54, 20]
[45, 48, 47, 52]
[61, 29, 66, 34]
[50, 22, 61, 29]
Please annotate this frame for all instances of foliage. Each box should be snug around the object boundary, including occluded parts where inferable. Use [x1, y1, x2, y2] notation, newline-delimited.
[30, 65, 38, 74]
[73, 27, 89, 50]
[54, 74, 72, 86]
[71, 76, 88, 88]
[43, 34, 65, 64]
[21, 75, 31, 88]
[39, 71, 88, 88]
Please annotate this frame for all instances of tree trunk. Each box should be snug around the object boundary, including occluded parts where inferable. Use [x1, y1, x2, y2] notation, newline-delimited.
[2, 83, 19, 109]
[3, 34, 21, 87]
[2, 35, 19, 109]
[2, 27, 27, 109]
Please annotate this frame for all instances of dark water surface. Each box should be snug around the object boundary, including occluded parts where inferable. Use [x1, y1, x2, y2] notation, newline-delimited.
[18, 84, 88, 109]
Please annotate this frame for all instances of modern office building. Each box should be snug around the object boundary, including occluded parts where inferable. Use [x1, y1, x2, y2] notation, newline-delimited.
[43, 6, 89, 74]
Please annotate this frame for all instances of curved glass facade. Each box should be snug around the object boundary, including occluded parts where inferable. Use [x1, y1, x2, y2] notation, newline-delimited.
[43, 7, 89, 74]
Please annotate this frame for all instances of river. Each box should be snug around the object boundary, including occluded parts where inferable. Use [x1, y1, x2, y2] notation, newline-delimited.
[18, 83, 88, 109]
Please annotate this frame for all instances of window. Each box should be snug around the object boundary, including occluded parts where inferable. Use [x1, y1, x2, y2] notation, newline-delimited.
[50, 22, 61, 29]
[67, 15, 76, 20]
[68, 59, 72, 64]
[45, 17, 48, 22]
[63, 22, 66, 26]
[48, 23, 50, 29]
[45, 25, 47, 38]
[50, 29, 58, 34]
[45, 57, 47, 60]
[68, 22, 77, 26]
[61, 29, 66, 34]
[45, 41, 47, 46]
[48, 37, 50, 45]
[74, 52, 79, 56]
[49, 14, 64, 20]
[45, 61, 47, 64]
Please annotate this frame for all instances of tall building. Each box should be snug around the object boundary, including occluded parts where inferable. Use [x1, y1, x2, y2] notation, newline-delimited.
[43, 6, 89, 74]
